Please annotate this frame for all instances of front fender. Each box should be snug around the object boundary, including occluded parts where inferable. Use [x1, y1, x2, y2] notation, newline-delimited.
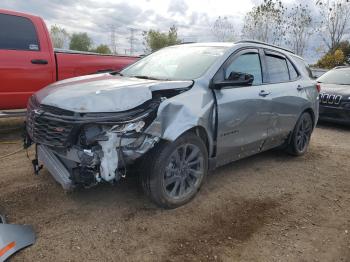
[144, 87, 215, 155]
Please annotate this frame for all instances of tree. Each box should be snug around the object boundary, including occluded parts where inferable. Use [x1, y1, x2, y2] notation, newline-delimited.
[316, 0, 350, 50]
[211, 16, 235, 42]
[316, 49, 346, 68]
[91, 44, 112, 54]
[242, 0, 286, 45]
[334, 40, 350, 63]
[50, 25, 70, 49]
[285, 3, 313, 56]
[143, 26, 181, 52]
[69, 33, 93, 52]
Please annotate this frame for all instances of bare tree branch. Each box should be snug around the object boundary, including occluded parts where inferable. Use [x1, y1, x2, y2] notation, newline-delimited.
[317, 0, 350, 50]
[211, 16, 235, 42]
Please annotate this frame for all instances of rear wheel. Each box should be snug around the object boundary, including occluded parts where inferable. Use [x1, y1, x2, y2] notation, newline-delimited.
[286, 112, 313, 156]
[141, 132, 208, 209]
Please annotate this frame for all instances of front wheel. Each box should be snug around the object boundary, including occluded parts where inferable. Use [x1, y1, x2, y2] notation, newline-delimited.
[286, 112, 313, 156]
[141, 132, 208, 209]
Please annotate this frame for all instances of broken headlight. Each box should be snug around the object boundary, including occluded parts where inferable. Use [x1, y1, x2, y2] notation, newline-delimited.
[80, 120, 146, 146]
[109, 121, 145, 133]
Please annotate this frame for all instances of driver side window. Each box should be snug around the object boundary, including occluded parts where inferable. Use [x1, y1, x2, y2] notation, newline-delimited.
[225, 53, 263, 85]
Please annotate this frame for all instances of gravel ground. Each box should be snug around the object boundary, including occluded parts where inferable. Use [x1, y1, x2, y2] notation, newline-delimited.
[0, 118, 349, 262]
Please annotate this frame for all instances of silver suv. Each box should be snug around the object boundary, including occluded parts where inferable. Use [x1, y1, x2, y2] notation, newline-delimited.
[25, 41, 319, 208]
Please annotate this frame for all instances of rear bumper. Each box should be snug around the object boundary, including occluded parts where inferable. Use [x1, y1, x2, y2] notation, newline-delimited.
[319, 105, 350, 124]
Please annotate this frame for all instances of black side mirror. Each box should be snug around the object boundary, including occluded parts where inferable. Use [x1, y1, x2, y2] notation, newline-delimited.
[212, 72, 254, 89]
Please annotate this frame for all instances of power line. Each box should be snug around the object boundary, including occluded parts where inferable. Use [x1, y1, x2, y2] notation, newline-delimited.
[110, 25, 118, 54]
[128, 28, 137, 55]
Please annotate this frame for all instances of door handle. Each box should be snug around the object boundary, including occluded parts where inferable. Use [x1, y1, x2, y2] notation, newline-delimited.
[297, 85, 304, 91]
[31, 59, 48, 65]
[259, 90, 271, 97]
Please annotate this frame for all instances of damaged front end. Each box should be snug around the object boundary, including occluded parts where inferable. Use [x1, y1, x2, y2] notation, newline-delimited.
[25, 95, 164, 190]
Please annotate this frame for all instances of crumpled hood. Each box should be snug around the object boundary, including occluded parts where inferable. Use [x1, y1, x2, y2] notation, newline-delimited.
[320, 83, 350, 97]
[35, 74, 193, 113]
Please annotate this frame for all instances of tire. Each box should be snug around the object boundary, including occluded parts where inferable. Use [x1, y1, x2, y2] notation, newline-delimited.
[140, 132, 208, 209]
[286, 112, 313, 156]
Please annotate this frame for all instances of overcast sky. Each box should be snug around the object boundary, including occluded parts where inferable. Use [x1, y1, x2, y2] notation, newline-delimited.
[1, 0, 319, 61]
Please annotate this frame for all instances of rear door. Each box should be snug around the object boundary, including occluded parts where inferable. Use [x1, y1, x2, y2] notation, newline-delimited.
[261, 50, 306, 148]
[214, 48, 271, 165]
[0, 13, 54, 109]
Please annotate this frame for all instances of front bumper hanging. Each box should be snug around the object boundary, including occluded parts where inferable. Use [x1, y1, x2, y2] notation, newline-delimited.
[37, 144, 74, 191]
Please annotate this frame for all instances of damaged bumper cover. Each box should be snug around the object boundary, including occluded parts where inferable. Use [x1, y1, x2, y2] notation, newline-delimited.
[35, 134, 159, 190]
[25, 96, 162, 189]
[24, 76, 203, 190]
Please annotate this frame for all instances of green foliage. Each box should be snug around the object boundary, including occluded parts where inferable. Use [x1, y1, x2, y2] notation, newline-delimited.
[316, 49, 346, 69]
[50, 25, 70, 49]
[143, 25, 181, 52]
[331, 41, 350, 64]
[91, 44, 112, 54]
[316, 40, 350, 69]
[69, 33, 93, 52]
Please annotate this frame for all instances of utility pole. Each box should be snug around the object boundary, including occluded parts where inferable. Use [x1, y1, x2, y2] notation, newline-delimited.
[110, 25, 117, 54]
[128, 28, 136, 55]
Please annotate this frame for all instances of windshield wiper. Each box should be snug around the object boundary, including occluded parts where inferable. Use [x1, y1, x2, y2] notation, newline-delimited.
[109, 71, 124, 76]
[131, 75, 163, 80]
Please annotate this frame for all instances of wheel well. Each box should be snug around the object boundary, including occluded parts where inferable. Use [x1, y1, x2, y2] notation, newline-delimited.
[303, 108, 315, 128]
[186, 127, 210, 155]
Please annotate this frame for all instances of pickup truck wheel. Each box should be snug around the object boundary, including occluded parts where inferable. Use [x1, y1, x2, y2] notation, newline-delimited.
[286, 112, 313, 156]
[141, 133, 208, 209]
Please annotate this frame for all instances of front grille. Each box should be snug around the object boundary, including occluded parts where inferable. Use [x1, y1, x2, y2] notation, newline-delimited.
[26, 97, 76, 147]
[25, 95, 160, 148]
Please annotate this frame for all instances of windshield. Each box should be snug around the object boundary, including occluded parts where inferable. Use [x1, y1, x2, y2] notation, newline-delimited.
[317, 68, 350, 85]
[121, 45, 228, 80]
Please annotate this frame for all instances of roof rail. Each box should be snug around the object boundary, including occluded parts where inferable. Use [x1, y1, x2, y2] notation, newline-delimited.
[235, 40, 295, 54]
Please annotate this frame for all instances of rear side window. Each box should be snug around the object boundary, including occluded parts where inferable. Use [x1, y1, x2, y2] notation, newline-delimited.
[0, 14, 39, 51]
[287, 60, 299, 80]
[265, 54, 290, 83]
[293, 56, 313, 79]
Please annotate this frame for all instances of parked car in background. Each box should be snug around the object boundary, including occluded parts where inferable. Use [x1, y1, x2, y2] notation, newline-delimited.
[311, 67, 328, 78]
[0, 9, 138, 110]
[25, 41, 319, 208]
[317, 66, 350, 124]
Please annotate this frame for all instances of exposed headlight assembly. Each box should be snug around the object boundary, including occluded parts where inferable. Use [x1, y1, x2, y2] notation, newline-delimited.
[109, 120, 146, 133]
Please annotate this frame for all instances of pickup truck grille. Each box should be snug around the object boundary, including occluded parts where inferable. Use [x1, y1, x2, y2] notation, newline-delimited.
[26, 97, 76, 148]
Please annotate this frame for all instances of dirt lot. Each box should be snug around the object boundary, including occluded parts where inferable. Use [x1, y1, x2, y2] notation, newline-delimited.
[0, 118, 349, 262]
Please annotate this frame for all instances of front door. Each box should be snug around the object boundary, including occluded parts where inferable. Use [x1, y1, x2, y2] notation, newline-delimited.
[214, 49, 271, 166]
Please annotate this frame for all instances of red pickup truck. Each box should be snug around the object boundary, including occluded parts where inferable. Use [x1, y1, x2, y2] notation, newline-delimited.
[0, 9, 138, 110]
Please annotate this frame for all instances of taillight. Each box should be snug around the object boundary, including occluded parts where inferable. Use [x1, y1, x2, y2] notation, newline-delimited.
[316, 83, 321, 93]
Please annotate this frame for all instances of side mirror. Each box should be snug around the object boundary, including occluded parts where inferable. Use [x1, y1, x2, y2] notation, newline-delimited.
[212, 72, 254, 89]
